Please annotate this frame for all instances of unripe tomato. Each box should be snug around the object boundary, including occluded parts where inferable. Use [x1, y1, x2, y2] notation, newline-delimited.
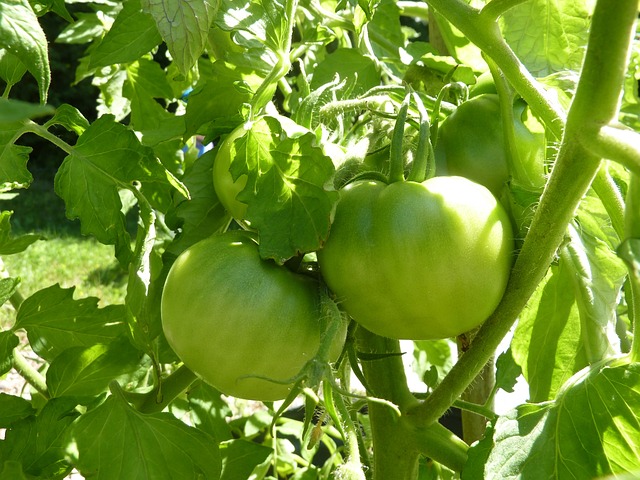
[317, 176, 514, 340]
[436, 94, 546, 196]
[161, 230, 345, 401]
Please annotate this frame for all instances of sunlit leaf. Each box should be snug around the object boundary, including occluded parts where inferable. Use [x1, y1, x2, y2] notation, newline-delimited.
[469, 360, 640, 479]
[0, 0, 50, 101]
[14, 284, 129, 362]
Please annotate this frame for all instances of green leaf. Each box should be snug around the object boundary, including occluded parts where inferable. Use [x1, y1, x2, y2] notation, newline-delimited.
[0, 49, 27, 86]
[187, 381, 233, 442]
[0, 211, 43, 254]
[55, 12, 106, 45]
[43, 104, 90, 136]
[0, 0, 51, 102]
[184, 59, 266, 137]
[230, 115, 338, 262]
[217, 0, 287, 53]
[0, 330, 19, 376]
[0, 461, 28, 480]
[499, 0, 592, 77]
[14, 284, 129, 362]
[124, 58, 186, 146]
[90, 0, 162, 68]
[494, 348, 522, 394]
[429, 10, 486, 73]
[68, 389, 222, 480]
[512, 216, 626, 402]
[46, 337, 142, 398]
[412, 339, 454, 389]
[477, 360, 640, 479]
[0, 397, 78, 479]
[0, 393, 35, 427]
[0, 98, 55, 123]
[0, 122, 32, 191]
[164, 149, 230, 257]
[141, 0, 218, 75]
[219, 439, 272, 480]
[309, 48, 380, 99]
[53, 115, 188, 263]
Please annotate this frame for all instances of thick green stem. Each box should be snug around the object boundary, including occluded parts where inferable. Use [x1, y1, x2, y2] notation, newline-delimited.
[582, 125, 640, 176]
[592, 165, 626, 239]
[407, 0, 638, 428]
[355, 328, 467, 477]
[626, 174, 640, 362]
[12, 349, 49, 399]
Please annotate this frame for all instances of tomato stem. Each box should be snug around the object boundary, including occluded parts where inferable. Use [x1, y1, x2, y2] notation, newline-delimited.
[625, 174, 640, 363]
[388, 91, 411, 184]
[406, 92, 433, 182]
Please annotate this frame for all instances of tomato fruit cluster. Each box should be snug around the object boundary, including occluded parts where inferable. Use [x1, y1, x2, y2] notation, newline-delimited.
[161, 230, 345, 401]
[317, 176, 514, 340]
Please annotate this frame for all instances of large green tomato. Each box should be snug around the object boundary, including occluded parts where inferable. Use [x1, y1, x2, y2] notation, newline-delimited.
[436, 93, 546, 196]
[317, 176, 514, 340]
[161, 230, 345, 401]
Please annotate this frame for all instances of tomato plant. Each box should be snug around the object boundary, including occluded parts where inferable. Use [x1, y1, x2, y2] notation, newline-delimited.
[1, 0, 640, 479]
[162, 230, 345, 401]
[318, 176, 513, 340]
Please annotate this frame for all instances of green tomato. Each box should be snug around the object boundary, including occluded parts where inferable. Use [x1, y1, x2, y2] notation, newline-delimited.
[436, 93, 546, 195]
[161, 230, 345, 401]
[317, 176, 514, 340]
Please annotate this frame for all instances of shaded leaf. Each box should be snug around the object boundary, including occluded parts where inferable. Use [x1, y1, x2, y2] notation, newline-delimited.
[0, 98, 54, 123]
[0, 330, 19, 376]
[188, 381, 233, 442]
[164, 149, 230, 257]
[0, 394, 35, 427]
[219, 439, 271, 480]
[68, 389, 221, 479]
[0, 49, 26, 86]
[0, 397, 79, 479]
[0, 210, 43, 255]
[0, 122, 32, 191]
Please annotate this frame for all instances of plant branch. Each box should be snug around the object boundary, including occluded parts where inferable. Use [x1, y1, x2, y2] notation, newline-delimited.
[12, 349, 49, 399]
[480, 0, 530, 21]
[407, 0, 639, 428]
[22, 120, 73, 154]
[580, 125, 640, 176]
